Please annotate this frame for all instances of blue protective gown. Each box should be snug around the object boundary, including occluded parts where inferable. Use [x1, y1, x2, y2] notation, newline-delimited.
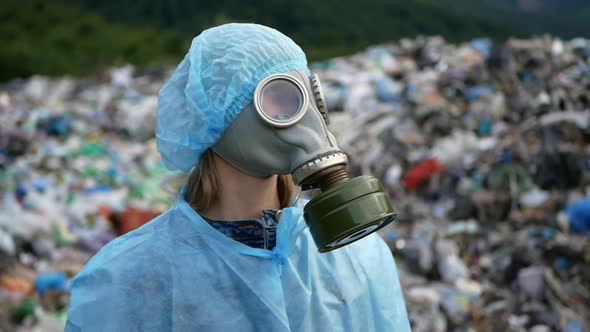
[65, 190, 411, 331]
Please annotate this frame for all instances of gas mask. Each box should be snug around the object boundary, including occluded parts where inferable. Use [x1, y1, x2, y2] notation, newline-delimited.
[213, 70, 397, 252]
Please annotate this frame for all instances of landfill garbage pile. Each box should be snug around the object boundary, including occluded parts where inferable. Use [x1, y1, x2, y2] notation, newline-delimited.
[313, 36, 590, 332]
[0, 65, 181, 331]
[0, 36, 588, 331]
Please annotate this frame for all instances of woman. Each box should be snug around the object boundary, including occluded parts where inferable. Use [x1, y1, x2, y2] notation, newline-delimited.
[66, 23, 410, 331]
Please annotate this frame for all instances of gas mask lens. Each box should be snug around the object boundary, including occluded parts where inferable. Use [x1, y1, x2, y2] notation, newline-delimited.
[261, 80, 302, 120]
[255, 74, 308, 127]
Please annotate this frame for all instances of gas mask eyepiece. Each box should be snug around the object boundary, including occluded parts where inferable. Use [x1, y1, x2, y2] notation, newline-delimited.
[254, 73, 309, 127]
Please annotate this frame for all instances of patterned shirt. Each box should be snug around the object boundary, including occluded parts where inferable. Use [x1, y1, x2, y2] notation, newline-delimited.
[202, 210, 279, 250]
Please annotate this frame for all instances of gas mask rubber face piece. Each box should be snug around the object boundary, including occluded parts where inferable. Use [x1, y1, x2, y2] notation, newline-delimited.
[212, 70, 397, 253]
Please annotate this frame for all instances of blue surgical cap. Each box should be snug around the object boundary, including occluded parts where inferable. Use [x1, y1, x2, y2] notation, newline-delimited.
[156, 23, 311, 173]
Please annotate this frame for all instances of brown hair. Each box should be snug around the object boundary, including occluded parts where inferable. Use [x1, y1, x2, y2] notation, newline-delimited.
[186, 149, 296, 212]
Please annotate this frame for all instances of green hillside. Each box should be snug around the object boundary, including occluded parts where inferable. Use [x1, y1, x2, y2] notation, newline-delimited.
[431, 0, 590, 38]
[0, 0, 188, 80]
[64, 0, 515, 58]
[2, 0, 520, 80]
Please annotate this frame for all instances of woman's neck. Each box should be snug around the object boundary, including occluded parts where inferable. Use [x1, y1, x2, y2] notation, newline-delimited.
[201, 153, 281, 220]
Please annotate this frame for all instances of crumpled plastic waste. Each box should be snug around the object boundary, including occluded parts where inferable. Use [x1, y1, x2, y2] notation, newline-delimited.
[561, 198, 590, 234]
[0, 65, 180, 330]
[314, 35, 590, 331]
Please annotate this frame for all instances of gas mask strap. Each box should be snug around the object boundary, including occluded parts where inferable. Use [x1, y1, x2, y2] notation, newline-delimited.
[310, 73, 330, 125]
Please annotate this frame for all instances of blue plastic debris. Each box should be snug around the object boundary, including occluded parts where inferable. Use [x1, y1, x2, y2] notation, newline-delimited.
[35, 272, 68, 296]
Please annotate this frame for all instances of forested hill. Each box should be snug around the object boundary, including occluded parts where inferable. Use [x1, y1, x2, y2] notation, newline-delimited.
[433, 0, 590, 38]
[62, 0, 515, 59]
[63, 0, 590, 44]
[4, 0, 588, 81]
[0, 0, 187, 81]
